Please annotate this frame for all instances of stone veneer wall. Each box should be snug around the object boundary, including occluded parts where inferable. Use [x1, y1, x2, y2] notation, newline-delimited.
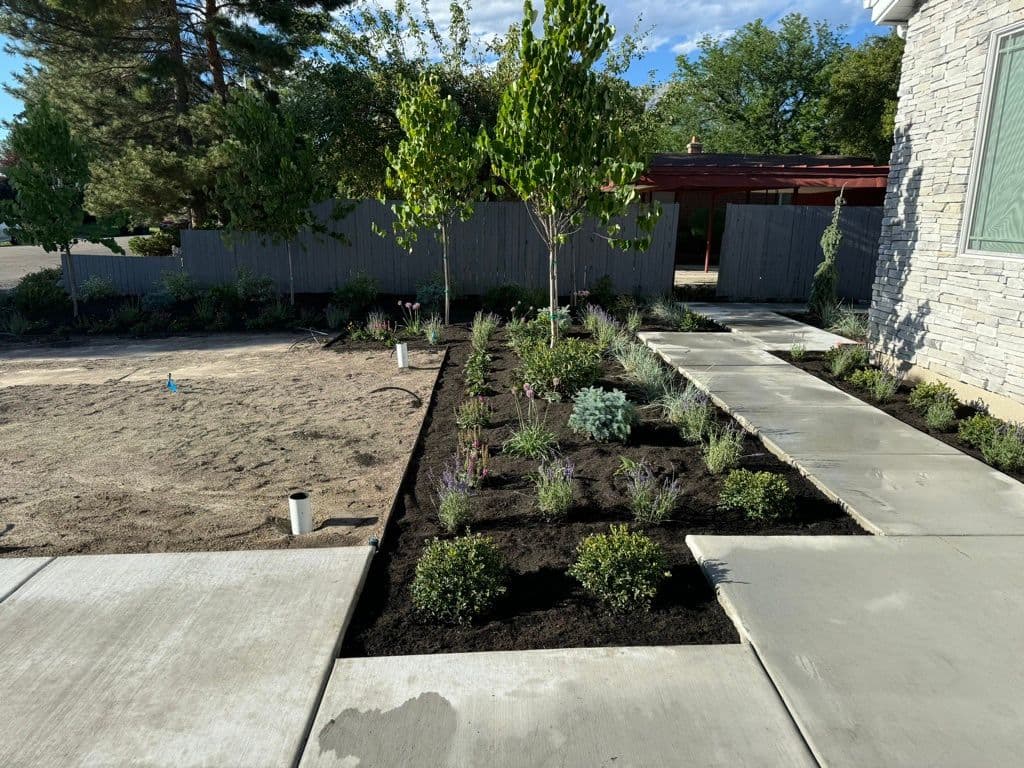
[870, 0, 1024, 411]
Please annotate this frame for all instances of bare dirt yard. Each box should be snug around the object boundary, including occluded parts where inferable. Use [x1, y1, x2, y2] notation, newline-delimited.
[0, 334, 442, 556]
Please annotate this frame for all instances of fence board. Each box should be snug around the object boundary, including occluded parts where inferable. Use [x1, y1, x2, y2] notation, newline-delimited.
[716, 204, 882, 303]
[58, 202, 677, 298]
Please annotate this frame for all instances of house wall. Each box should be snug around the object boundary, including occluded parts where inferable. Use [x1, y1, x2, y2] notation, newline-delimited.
[870, 0, 1024, 417]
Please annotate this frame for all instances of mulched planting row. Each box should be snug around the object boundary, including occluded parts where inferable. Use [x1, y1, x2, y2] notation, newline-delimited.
[342, 326, 865, 657]
[776, 350, 1024, 484]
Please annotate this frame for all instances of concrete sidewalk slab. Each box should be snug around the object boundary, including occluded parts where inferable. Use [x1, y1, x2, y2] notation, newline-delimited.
[300, 645, 816, 768]
[0, 547, 372, 768]
[684, 368, 866, 410]
[746, 405, 963, 457]
[665, 347, 791, 368]
[688, 535, 1024, 768]
[799, 454, 1024, 535]
[686, 303, 853, 349]
[0, 557, 51, 602]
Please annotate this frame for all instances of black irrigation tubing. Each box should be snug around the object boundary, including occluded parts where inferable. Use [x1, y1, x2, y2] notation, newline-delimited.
[368, 386, 423, 409]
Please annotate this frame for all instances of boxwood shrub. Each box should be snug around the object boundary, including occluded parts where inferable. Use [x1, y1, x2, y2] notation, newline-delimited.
[569, 524, 668, 612]
[411, 534, 506, 624]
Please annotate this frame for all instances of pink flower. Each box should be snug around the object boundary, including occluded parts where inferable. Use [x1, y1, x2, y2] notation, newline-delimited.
[405, 302, 413, 309]
[397, 300, 402, 307]
[412, 303, 421, 311]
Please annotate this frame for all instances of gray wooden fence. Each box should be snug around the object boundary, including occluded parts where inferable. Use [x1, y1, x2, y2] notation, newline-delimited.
[62, 201, 678, 297]
[716, 204, 883, 302]
[60, 253, 182, 296]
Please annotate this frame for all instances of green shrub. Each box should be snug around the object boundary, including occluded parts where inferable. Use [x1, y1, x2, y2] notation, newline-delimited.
[587, 275, 616, 308]
[111, 299, 145, 330]
[482, 284, 546, 316]
[518, 338, 601, 400]
[455, 397, 492, 431]
[503, 392, 558, 459]
[194, 293, 217, 328]
[244, 300, 293, 330]
[1, 310, 35, 335]
[325, 303, 346, 330]
[568, 387, 636, 442]
[908, 381, 959, 414]
[719, 469, 791, 520]
[506, 314, 550, 353]
[621, 460, 682, 523]
[959, 413, 1001, 449]
[12, 267, 70, 319]
[625, 309, 643, 333]
[925, 398, 957, 431]
[235, 268, 277, 305]
[847, 368, 899, 403]
[464, 348, 491, 396]
[411, 534, 505, 624]
[536, 305, 571, 333]
[161, 271, 199, 302]
[332, 273, 378, 322]
[661, 386, 715, 443]
[648, 298, 716, 331]
[569, 525, 669, 612]
[415, 276, 446, 315]
[80, 275, 117, 302]
[128, 229, 178, 256]
[981, 423, 1024, 472]
[824, 344, 869, 377]
[141, 288, 175, 312]
[534, 459, 576, 520]
[704, 426, 744, 475]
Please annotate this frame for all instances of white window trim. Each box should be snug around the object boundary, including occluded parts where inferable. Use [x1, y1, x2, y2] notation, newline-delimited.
[959, 19, 1024, 259]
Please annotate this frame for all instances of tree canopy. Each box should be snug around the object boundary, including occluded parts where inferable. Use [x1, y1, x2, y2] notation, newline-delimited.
[653, 14, 902, 161]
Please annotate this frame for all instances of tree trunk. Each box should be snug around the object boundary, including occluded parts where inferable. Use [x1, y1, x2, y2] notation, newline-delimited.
[165, 0, 192, 148]
[287, 241, 295, 306]
[65, 245, 79, 318]
[440, 222, 451, 326]
[204, 0, 229, 101]
[548, 223, 558, 348]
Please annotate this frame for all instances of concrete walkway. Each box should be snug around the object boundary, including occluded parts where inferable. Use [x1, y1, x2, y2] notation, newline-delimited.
[639, 320, 1024, 535]
[689, 535, 1024, 768]
[0, 547, 372, 768]
[300, 645, 816, 767]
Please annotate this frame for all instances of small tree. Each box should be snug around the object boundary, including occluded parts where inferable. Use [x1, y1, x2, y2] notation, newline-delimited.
[483, 0, 658, 347]
[1, 98, 120, 317]
[809, 188, 846, 319]
[214, 91, 330, 306]
[382, 74, 483, 325]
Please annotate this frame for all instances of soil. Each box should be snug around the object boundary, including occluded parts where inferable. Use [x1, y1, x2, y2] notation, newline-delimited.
[775, 350, 1024, 483]
[0, 334, 443, 556]
[343, 328, 865, 657]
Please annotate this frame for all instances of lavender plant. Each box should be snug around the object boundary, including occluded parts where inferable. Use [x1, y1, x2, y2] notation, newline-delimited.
[622, 460, 682, 523]
[436, 459, 472, 532]
[534, 458, 576, 520]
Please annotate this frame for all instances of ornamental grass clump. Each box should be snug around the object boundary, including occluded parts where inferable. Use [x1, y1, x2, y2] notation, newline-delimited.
[533, 458, 576, 520]
[455, 396, 492, 431]
[660, 385, 715, 443]
[503, 384, 558, 459]
[826, 306, 869, 341]
[569, 524, 669, 613]
[703, 426, 744, 475]
[411, 534, 506, 624]
[471, 311, 501, 350]
[614, 342, 672, 403]
[648, 298, 716, 331]
[436, 459, 472, 533]
[423, 315, 443, 345]
[824, 343, 869, 378]
[568, 387, 636, 443]
[719, 469, 792, 521]
[622, 460, 682, 523]
[847, 368, 899, 403]
[790, 342, 806, 361]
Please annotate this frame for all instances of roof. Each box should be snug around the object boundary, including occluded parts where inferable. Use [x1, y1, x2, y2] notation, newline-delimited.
[863, 0, 917, 25]
[640, 153, 890, 192]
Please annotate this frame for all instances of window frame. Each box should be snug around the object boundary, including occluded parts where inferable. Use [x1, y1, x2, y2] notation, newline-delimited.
[960, 20, 1024, 259]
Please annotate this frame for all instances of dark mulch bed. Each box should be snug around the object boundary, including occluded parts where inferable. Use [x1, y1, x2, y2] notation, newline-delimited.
[775, 350, 1024, 483]
[343, 328, 865, 658]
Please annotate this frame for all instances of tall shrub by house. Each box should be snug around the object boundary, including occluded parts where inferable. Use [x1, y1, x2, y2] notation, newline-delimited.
[809, 189, 845, 319]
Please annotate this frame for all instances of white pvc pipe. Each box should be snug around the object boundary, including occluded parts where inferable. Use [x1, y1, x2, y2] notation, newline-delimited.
[288, 491, 313, 535]
[396, 342, 409, 369]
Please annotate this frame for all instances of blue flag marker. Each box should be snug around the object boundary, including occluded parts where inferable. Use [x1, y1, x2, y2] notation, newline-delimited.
[166, 373, 178, 393]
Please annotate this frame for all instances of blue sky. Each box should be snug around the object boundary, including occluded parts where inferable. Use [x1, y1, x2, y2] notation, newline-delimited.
[0, 0, 881, 132]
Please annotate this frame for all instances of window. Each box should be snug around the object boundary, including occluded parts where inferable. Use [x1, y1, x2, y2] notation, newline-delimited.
[965, 25, 1024, 255]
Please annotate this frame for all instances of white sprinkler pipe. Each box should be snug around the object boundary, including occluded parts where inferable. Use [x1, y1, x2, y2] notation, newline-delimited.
[288, 491, 313, 535]
[396, 342, 409, 369]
